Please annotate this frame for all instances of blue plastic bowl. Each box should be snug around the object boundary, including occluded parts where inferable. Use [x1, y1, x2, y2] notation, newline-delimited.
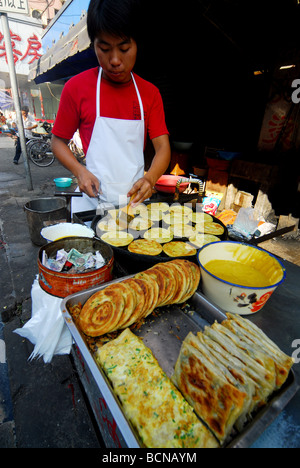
[54, 177, 72, 188]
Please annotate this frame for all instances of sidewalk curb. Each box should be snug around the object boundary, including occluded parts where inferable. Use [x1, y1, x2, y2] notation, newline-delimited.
[0, 321, 16, 448]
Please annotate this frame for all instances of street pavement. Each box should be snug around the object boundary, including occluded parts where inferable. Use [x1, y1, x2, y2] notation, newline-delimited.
[0, 135, 103, 448]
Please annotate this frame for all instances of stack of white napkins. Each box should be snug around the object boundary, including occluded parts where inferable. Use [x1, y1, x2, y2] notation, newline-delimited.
[14, 277, 73, 363]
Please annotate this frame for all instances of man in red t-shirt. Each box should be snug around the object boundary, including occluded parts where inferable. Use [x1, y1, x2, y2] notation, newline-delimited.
[52, 0, 170, 212]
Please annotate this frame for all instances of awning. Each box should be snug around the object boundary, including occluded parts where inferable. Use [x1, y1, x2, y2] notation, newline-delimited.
[0, 90, 14, 109]
[28, 15, 98, 84]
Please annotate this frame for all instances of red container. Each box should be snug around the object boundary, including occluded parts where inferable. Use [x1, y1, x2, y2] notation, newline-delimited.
[38, 236, 114, 298]
[155, 175, 189, 194]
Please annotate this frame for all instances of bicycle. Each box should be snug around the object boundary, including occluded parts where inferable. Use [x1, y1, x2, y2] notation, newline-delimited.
[28, 133, 55, 167]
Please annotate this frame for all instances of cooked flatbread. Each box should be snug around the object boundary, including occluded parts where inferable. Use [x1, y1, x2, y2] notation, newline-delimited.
[146, 209, 164, 222]
[170, 223, 195, 238]
[170, 204, 193, 216]
[96, 329, 219, 448]
[196, 332, 256, 430]
[128, 216, 153, 231]
[173, 339, 247, 444]
[101, 231, 134, 247]
[203, 324, 276, 403]
[147, 202, 170, 212]
[78, 282, 135, 336]
[78, 260, 200, 337]
[128, 238, 162, 256]
[226, 313, 294, 388]
[133, 271, 160, 317]
[143, 227, 173, 244]
[163, 241, 197, 257]
[196, 222, 224, 236]
[130, 203, 148, 217]
[188, 212, 213, 224]
[189, 233, 221, 248]
[146, 263, 178, 306]
[97, 216, 125, 232]
[178, 260, 200, 302]
[117, 278, 147, 328]
[163, 212, 190, 226]
[219, 319, 277, 384]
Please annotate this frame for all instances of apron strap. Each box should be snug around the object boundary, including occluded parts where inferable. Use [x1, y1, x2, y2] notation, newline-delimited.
[96, 67, 144, 121]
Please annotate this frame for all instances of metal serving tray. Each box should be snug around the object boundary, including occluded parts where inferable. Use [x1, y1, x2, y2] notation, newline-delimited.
[61, 277, 299, 449]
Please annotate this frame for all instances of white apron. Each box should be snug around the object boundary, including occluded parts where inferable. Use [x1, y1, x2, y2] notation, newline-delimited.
[72, 67, 145, 214]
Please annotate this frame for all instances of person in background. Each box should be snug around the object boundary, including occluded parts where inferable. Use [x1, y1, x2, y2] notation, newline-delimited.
[51, 0, 171, 213]
[0, 111, 6, 128]
[13, 106, 37, 165]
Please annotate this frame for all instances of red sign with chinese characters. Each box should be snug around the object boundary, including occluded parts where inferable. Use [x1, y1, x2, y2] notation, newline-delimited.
[0, 29, 42, 65]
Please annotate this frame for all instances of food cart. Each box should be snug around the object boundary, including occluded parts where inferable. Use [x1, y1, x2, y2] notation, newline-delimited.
[45, 191, 300, 449]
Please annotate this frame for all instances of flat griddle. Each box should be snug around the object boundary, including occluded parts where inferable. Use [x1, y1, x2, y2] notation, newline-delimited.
[89, 199, 227, 274]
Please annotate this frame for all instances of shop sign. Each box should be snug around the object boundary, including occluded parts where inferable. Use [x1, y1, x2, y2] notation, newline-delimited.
[0, 0, 29, 15]
[0, 20, 42, 74]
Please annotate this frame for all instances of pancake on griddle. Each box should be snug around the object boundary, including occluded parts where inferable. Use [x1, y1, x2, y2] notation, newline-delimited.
[143, 227, 173, 244]
[128, 238, 163, 256]
[101, 231, 134, 247]
[163, 241, 196, 257]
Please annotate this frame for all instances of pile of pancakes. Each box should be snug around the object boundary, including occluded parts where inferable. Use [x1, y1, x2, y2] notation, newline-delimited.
[78, 259, 200, 337]
[97, 202, 225, 257]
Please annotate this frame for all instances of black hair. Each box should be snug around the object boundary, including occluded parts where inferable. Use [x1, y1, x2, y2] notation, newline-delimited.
[87, 0, 142, 43]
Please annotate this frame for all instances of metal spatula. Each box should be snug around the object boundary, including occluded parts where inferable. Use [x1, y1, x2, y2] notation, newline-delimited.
[116, 195, 135, 228]
[94, 188, 105, 216]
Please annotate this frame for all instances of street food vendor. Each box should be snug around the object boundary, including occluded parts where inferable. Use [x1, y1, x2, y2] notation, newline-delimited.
[51, 0, 171, 214]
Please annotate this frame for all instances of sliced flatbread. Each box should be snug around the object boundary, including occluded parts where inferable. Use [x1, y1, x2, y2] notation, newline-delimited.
[96, 329, 219, 448]
[101, 231, 134, 247]
[163, 241, 197, 257]
[128, 238, 162, 256]
[226, 313, 294, 388]
[203, 324, 276, 403]
[173, 339, 247, 444]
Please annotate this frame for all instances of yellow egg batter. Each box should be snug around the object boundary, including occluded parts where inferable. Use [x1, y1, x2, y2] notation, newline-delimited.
[204, 259, 272, 287]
